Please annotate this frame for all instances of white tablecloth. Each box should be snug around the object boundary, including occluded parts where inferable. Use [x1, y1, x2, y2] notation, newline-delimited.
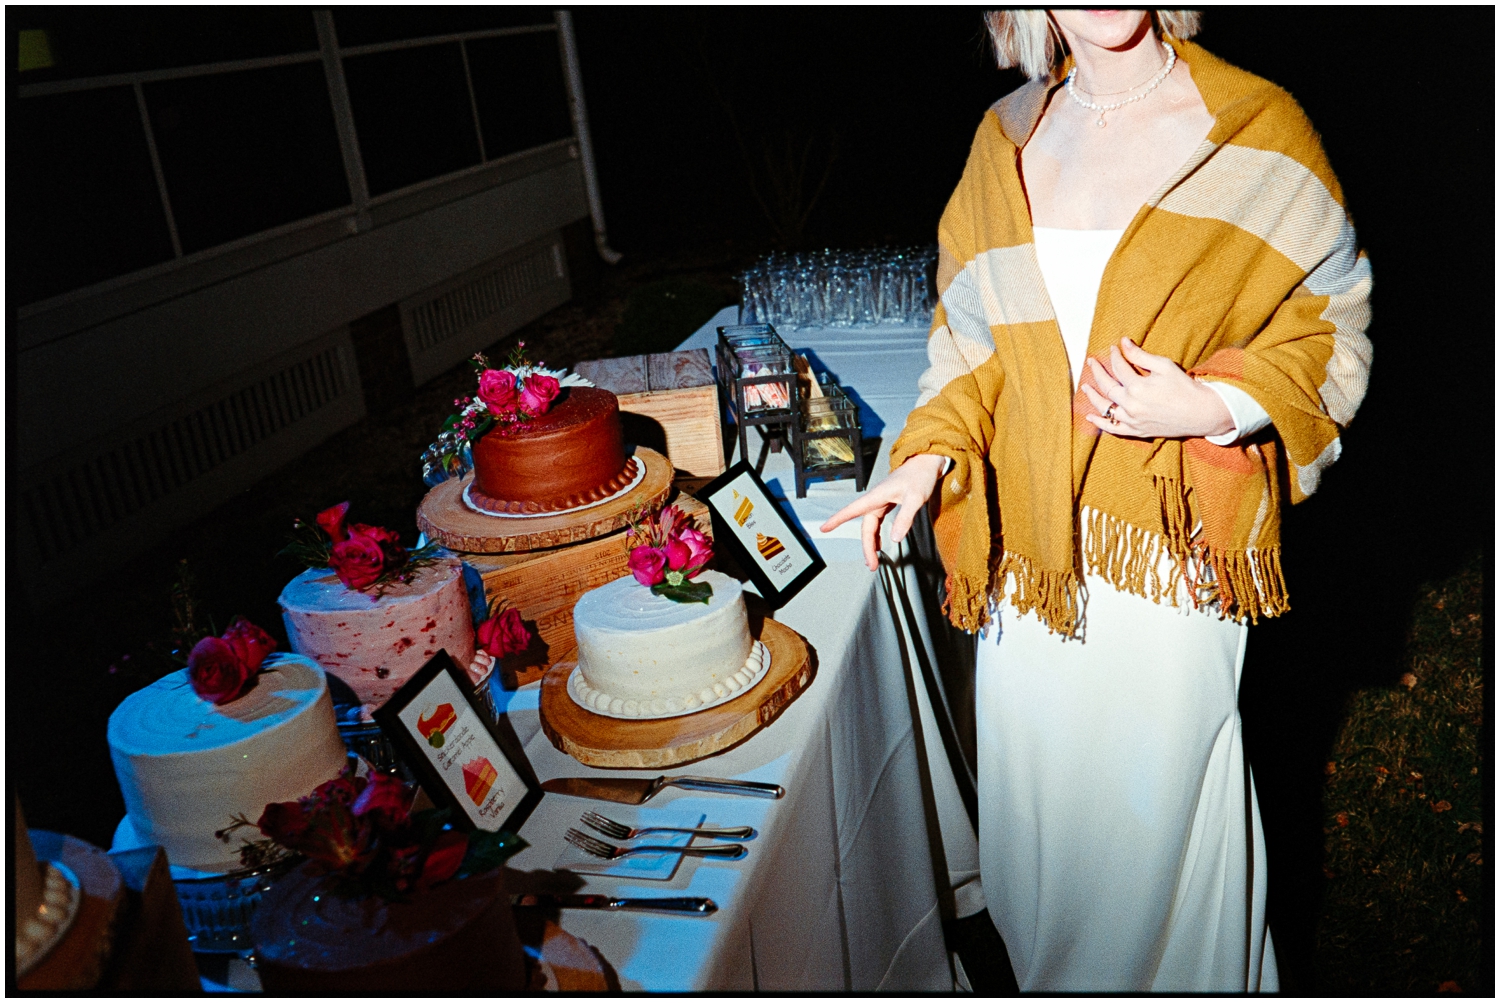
[499, 308, 982, 990]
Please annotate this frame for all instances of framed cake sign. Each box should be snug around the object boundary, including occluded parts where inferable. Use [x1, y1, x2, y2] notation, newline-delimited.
[697, 460, 825, 609]
[374, 651, 541, 833]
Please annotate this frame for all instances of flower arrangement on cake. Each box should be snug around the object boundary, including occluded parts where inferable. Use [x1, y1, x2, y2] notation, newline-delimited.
[242, 769, 531, 993]
[468, 599, 537, 682]
[186, 616, 280, 705]
[280, 501, 441, 598]
[626, 504, 715, 604]
[421, 342, 594, 485]
[218, 768, 524, 898]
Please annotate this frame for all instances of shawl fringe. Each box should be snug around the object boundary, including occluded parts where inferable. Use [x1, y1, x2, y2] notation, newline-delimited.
[943, 551, 1083, 636]
[1083, 504, 1289, 625]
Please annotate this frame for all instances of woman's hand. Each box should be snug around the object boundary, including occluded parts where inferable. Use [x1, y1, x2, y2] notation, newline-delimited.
[819, 454, 948, 572]
[1082, 338, 1235, 439]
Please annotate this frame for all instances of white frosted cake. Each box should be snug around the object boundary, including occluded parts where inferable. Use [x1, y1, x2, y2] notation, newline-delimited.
[279, 556, 475, 720]
[568, 570, 769, 719]
[107, 653, 347, 873]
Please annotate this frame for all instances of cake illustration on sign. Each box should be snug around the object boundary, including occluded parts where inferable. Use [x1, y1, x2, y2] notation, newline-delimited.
[463, 757, 499, 805]
[733, 493, 754, 527]
[417, 703, 457, 748]
[756, 533, 785, 560]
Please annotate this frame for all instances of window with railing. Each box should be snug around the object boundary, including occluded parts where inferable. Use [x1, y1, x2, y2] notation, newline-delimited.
[12, 9, 575, 307]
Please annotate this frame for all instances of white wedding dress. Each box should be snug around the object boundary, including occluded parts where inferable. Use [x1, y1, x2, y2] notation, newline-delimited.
[974, 228, 1279, 992]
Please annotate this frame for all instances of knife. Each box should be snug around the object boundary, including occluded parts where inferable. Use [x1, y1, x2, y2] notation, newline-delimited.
[541, 775, 785, 804]
[512, 893, 718, 915]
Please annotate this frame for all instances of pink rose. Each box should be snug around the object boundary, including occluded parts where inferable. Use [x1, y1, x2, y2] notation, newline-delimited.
[628, 545, 667, 587]
[316, 501, 350, 542]
[676, 527, 713, 575]
[351, 771, 412, 826]
[664, 537, 692, 572]
[477, 369, 520, 415]
[221, 617, 277, 674]
[188, 636, 253, 704]
[329, 533, 388, 590]
[477, 607, 532, 658]
[518, 374, 560, 415]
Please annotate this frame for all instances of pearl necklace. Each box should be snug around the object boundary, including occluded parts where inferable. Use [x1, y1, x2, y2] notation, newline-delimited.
[1065, 41, 1176, 128]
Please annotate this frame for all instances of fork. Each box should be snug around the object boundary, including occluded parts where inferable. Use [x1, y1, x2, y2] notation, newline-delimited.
[565, 828, 747, 860]
[581, 811, 753, 842]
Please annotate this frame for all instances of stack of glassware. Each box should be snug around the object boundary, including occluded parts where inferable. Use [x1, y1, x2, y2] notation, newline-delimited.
[716, 324, 800, 465]
[739, 246, 938, 330]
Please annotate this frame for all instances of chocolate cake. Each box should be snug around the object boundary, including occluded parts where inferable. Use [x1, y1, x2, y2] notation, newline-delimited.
[251, 863, 526, 993]
[469, 386, 636, 514]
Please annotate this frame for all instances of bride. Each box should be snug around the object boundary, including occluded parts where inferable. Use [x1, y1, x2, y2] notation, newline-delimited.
[823, 9, 1370, 992]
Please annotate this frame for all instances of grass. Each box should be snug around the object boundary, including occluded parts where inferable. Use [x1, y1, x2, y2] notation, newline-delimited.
[1316, 552, 1486, 994]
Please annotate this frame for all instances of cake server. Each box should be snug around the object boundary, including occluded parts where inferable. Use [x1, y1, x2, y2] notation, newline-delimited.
[512, 893, 718, 915]
[541, 775, 785, 804]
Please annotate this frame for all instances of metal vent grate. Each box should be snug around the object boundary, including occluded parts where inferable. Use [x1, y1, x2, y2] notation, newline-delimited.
[408, 243, 563, 353]
[22, 345, 350, 563]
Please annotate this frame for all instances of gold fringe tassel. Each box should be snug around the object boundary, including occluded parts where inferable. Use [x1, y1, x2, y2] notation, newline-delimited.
[1082, 505, 1289, 623]
[943, 552, 1082, 636]
[995, 551, 1082, 636]
[942, 568, 994, 634]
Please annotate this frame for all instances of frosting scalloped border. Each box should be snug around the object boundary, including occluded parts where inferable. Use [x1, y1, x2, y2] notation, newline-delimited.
[566, 641, 770, 720]
[462, 457, 643, 518]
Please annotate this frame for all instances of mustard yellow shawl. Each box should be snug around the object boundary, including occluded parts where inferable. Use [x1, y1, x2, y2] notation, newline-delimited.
[890, 39, 1372, 635]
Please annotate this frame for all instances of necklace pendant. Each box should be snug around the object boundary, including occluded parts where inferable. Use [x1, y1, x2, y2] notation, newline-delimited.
[1096, 115, 1107, 128]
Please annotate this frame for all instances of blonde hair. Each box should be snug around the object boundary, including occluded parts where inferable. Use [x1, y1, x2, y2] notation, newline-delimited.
[984, 10, 1202, 80]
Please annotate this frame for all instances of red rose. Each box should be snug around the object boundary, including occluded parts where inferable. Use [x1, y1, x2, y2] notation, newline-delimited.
[221, 617, 277, 674]
[477, 607, 532, 658]
[664, 537, 692, 572]
[676, 527, 713, 575]
[352, 771, 412, 827]
[348, 523, 403, 558]
[257, 800, 311, 843]
[316, 501, 350, 542]
[187, 636, 253, 704]
[477, 369, 519, 415]
[518, 374, 560, 415]
[308, 772, 363, 808]
[416, 830, 469, 891]
[295, 804, 374, 870]
[329, 533, 388, 590]
[628, 546, 667, 587]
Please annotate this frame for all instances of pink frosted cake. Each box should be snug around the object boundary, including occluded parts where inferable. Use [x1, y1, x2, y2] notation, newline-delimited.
[279, 556, 475, 720]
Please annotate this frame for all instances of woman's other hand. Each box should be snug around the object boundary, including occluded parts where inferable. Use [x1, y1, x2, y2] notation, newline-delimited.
[819, 453, 948, 571]
[1083, 338, 1235, 439]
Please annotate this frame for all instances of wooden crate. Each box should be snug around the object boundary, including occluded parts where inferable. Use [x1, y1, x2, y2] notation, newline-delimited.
[575, 350, 725, 478]
[463, 491, 711, 688]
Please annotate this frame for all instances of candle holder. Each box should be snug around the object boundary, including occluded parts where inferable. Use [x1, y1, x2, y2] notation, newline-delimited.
[792, 375, 866, 498]
[716, 324, 800, 467]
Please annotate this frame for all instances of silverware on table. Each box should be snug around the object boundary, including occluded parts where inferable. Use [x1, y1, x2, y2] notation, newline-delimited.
[542, 775, 785, 805]
[581, 810, 753, 841]
[564, 828, 747, 861]
[511, 893, 718, 915]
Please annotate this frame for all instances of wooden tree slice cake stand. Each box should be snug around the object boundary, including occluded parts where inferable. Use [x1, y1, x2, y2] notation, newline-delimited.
[417, 447, 673, 554]
[539, 615, 815, 769]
